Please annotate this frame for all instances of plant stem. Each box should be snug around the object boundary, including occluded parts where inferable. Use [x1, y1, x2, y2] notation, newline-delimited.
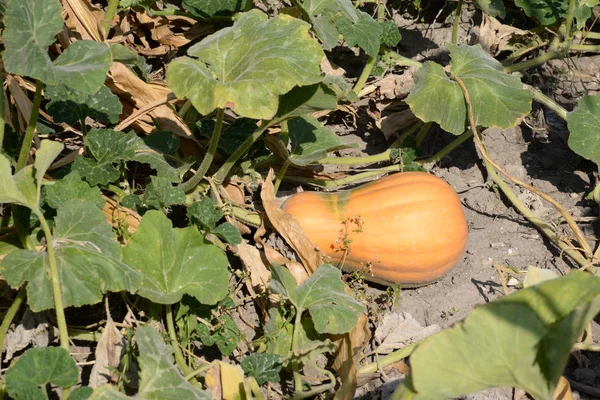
[419, 130, 472, 165]
[213, 120, 273, 186]
[0, 288, 26, 359]
[103, 0, 120, 35]
[451, 0, 464, 44]
[530, 90, 568, 120]
[273, 159, 291, 194]
[383, 50, 423, 69]
[357, 341, 418, 375]
[38, 212, 70, 351]
[147, 8, 199, 18]
[181, 108, 225, 193]
[565, 0, 576, 44]
[291, 307, 305, 395]
[0, 75, 5, 153]
[165, 305, 197, 380]
[285, 164, 403, 189]
[353, 56, 377, 96]
[503, 50, 559, 73]
[414, 122, 432, 147]
[16, 80, 43, 172]
[569, 43, 600, 52]
[79, 117, 88, 136]
[317, 143, 397, 165]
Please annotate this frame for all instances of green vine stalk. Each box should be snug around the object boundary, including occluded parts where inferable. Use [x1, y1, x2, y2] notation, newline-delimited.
[16, 80, 43, 171]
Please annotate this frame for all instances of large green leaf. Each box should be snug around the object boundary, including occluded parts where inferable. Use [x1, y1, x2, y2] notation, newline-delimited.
[514, 0, 593, 27]
[1, 200, 141, 311]
[0, 155, 36, 209]
[141, 176, 186, 209]
[567, 94, 600, 165]
[34, 140, 63, 200]
[167, 10, 324, 120]
[2, 0, 111, 93]
[275, 83, 338, 121]
[90, 326, 211, 400]
[299, 0, 357, 50]
[287, 115, 355, 166]
[6, 347, 78, 400]
[394, 271, 600, 400]
[182, 0, 246, 18]
[46, 84, 122, 126]
[122, 211, 229, 305]
[241, 353, 282, 385]
[335, 11, 382, 57]
[406, 44, 531, 135]
[44, 171, 105, 210]
[270, 264, 365, 334]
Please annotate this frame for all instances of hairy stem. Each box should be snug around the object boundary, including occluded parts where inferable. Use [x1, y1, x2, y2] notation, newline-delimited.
[530, 90, 568, 120]
[285, 164, 403, 189]
[503, 50, 560, 73]
[17, 80, 43, 171]
[451, 0, 464, 44]
[353, 56, 377, 96]
[419, 130, 472, 165]
[273, 159, 291, 194]
[565, 0, 576, 44]
[357, 341, 418, 375]
[165, 305, 198, 381]
[181, 108, 225, 193]
[38, 212, 70, 350]
[103, 0, 120, 35]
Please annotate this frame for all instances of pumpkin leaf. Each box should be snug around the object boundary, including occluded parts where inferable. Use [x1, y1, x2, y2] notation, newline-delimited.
[122, 211, 229, 305]
[396, 271, 600, 400]
[1, 200, 141, 311]
[182, 0, 246, 18]
[241, 353, 282, 385]
[380, 21, 402, 47]
[406, 44, 531, 135]
[335, 10, 382, 57]
[287, 115, 357, 166]
[567, 94, 600, 165]
[3, 0, 111, 93]
[46, 84, 122, 126]
[513, 0, 592, 28]
[473, 0, 505, 18]
[166, 10, 324, 120]
[275, 83, 338, 121]
[6, 347, 78, 400]
[270, 264, 365, 334]
[44, 172, 105, 210]
[141, 176, 186, 210]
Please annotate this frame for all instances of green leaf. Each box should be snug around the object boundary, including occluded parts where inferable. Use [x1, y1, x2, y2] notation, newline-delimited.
[72, 129, 137, 186]
[6, 347, 78, 400]
[298, 0, 357, 49]
[473, 0, 506, 18]
[271, 264, 365, 334]
[275, 83, 338, 121]
[3, 0, 63, 84]
[71, 387, 94, 400]
[132, 136, 192, 183]
[110, 43, 151, 77]
[46, 84, 122, 126]
[301, 0, 357, 22]
[406, 44, 531, 135]
[142, 176, 186, 210]
[397, 271, 600, 400]
[90, 325, 212, 399]
[0, 155, 37, 209]
[287, 115, 354, 166]
[123, 211, 229, 305]
[52, 40, 112, 94]
[187, 197, 223, 230]
[167, 10, 324, 120]
[241, 353, 282, 385]
[2, 0, 111, 93]
[1, 200, 141, 311]
[336, 11, 382, 57]
[213, 222, 242, 245]
[567, 94, 600, 165]
[196, 313, 241, 356]
[310, 13, 340, 51]
[514, 0, 592, 27]
[380, 21, 402, 47]
[34, 140, 64, 199]
[44, 172, 105, 210]
[182, 0, 246, 18]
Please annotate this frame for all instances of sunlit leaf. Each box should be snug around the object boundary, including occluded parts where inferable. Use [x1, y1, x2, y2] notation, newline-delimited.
[167, 10, 324, 119]
[567, 94, 600, 165]
[0, 155, 36, 209]
[142, 176, 186, 210]
[122, 211, 229, 305]
[395, 271, 600, 400]
[44, 172, 104, 210]
[336, 11, 382, 57]
[514, 0, 592, 27]
[34, 140, 63, 200]
[241, 353, 282, 385]
[406, 44, 531, 135]
[52, 41, 112, 94]
[182, 0, 246, 17]
[1, 200, 141, 311]
[473, 0, 505, 18]
[6, 347, 78, 400]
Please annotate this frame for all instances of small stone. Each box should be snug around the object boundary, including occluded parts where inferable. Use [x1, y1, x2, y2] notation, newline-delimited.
[507, 278, 519, 287]
[490, 242, 505, 249]
[507, 248, 515, 255]
[570, 192, 579, 199]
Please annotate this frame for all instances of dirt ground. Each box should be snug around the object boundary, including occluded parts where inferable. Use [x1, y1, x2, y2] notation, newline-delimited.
[316, 5, 600, 399]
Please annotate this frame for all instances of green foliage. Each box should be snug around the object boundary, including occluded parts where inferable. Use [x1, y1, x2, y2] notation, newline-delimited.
[394, 271, 600, 399]
[167, 10, 325, 119]
[406, 44, 532, 135]
[182, 0, 247, 18]
[196, 312, 241, 356]
[380, 21, 402, 47]
[6, 347, 78, 400]
[241, 353, 283, 385]
[270, 263, 365, 334]
[567, 94, 600, 164]
[336, 11, 382, 57]
[473, 0, 505, 18]
[122, 210, 229, 305]
[187, 197, 243, 245]
[514, 0, 595, 28]
[1, 200, 141, 311]
[142, 176, 186, 210]
[44, 171, 105, 210]
[46, 84, 122, 126]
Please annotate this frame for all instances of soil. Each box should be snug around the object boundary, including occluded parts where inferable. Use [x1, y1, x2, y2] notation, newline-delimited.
[301, 4, 600, 399]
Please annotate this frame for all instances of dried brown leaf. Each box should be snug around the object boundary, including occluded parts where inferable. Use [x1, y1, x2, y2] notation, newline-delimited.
[374, 312, 441, 355]
[236, 242, 271, 291]
[89, 304, 124, 387]
[107, 62, 192, 137]
[376, 108, 417, 140]
[321, 58, 346, 77]
[478, 14, 530, 56]
[260, 169, 325, 275]
[3, 309, 58, 362]
[553, 376, 573, 400]
[332, 313, 370, 400]
[102, 195, 141, 236]
[61, 0, 105, 41]
[263, 244, 309, 284]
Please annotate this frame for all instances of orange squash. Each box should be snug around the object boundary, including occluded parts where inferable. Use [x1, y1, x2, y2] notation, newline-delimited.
[281, 172, 468, 286]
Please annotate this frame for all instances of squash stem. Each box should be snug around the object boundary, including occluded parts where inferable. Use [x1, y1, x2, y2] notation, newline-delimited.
[455, 76, 596, 268]
[273, 159, 291, 194]
[165, 304, 203, 387]
[285, 164, 403, 189]
[16, 80, 43, 171]
[451, 0, 464, 44]
[419, 130, 472, 166]
[0, 288, 26, 361]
